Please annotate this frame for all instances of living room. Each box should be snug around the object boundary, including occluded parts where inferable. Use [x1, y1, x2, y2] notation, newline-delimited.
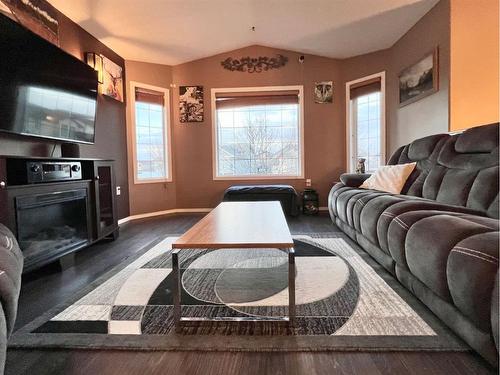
[0, 0, 498, 374]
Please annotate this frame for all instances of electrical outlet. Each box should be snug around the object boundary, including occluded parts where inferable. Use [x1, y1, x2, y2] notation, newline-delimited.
[116, 186, 121, 196]
[306, 179, 312, 187]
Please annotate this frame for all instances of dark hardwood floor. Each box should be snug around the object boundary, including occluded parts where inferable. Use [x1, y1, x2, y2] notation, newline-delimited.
[6, 213, 495, 375]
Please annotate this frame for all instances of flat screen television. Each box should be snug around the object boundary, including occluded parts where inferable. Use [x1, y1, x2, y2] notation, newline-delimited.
[0, 14, 98, 144]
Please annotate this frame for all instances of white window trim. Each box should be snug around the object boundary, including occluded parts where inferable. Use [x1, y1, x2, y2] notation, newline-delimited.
[211, 85, 305, 181]
[345, 72, 386, 173]
[129, 81, 172, 184]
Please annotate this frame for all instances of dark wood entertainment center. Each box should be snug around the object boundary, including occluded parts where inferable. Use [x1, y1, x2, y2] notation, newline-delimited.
[0, 155, 119, 273]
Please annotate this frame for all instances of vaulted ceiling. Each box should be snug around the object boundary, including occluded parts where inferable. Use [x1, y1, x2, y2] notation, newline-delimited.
[48, 0, 440, 65]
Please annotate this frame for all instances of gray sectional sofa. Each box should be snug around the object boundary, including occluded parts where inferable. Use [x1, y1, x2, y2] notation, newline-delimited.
[329, 123, 499, 366]
[0, 224, 23, 373]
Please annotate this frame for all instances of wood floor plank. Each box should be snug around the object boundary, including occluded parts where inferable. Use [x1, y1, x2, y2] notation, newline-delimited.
[8, 350, 492, 375]
[5, 213, 495, 375]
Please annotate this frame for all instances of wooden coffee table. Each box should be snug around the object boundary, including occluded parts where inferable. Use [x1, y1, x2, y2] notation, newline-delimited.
[172, 201, 296, 328]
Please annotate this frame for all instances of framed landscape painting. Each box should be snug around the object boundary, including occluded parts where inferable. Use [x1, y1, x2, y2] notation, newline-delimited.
[0, 0, 59, 45]
[399, 47, 438, 107]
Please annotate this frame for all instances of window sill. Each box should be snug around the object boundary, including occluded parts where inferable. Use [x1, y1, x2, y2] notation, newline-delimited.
[134, 178, 173, 185]
[213, 175, 304, 181]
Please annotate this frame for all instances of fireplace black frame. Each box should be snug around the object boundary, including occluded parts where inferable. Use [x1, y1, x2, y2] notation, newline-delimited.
[0, 156, 118, 273]
[15, 188, 92, 271]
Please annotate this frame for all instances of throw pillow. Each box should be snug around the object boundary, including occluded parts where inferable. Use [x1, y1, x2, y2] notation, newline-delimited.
[360, 162, 417, 194]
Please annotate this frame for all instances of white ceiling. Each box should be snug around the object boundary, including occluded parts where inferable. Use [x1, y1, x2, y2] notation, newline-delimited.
[48, 0, 440, 65]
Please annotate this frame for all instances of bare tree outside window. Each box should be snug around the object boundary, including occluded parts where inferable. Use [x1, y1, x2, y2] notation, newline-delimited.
[216, 102, 300, 177]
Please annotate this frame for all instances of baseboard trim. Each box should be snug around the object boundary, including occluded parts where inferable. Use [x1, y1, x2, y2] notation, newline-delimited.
[119, 206, 330, 225]
[118, 208, 212, 225]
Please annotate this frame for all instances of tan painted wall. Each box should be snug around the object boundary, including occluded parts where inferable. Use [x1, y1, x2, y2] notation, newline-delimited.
[450, 0, 500, 131]
[341, 0, 450, 156]
[125, 0, 467, 214]
[125, 60, 177, 215]
[171, 45, 344, 208]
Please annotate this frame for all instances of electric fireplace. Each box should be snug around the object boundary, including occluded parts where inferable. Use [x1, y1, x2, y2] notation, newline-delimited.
[15, 189, 90, 266]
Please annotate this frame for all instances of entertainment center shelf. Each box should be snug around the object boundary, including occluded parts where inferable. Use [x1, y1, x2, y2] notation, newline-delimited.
[0, 156, 119, 273]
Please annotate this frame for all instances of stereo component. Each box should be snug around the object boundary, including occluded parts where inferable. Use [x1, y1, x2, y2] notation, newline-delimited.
[27, 161, 82, 183]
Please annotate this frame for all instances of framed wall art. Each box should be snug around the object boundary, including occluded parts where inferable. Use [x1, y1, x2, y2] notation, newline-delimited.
[314, 81, 333, 104]
[102, 56, 124, 102]
[179, 86, 204, 122]
[0, 0, 59, 45]
[399, 47, 439, 107]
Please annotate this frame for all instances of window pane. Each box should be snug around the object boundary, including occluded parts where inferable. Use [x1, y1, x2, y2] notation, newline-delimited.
[215, 97, 301, 177]
[353, 92, 381, 173]
[218, 112, 233, 128]
[357, 103, 369, 121]
[357, 138, 368, 157]
[219, 158, 234, 175]
[282, 159, 299, 175]
[219, 128, 234, 144]
[135, 88, 168, 181]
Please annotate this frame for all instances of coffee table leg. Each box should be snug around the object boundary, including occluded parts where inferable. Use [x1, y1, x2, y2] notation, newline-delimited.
[288, 247, 296, 327]
[172, 249, 181, 331]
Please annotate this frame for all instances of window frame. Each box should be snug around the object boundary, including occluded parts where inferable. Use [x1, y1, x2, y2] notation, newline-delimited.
[211, 85, 305, 181]
[129, 81, 172, 184]
[345, 72, 386, 173]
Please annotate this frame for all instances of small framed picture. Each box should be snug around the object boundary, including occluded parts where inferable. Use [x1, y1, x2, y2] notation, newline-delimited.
[314, 81, 333, 104]
[102, 56, 124, 102]
[179, 86, 204, 122]
[399, 47, 439, 107]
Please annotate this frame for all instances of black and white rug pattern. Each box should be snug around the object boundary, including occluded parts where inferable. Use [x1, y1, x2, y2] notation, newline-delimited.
[30, 235, 437, 337]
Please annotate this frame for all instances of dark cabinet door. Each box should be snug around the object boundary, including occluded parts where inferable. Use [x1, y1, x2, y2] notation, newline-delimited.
[93, 161, 118, 239]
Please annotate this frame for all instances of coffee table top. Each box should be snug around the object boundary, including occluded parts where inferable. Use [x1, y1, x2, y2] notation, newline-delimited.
[172, 201, 294, 249]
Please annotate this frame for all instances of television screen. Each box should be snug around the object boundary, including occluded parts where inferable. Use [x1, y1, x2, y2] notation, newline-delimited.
[0, 14, 98, 144]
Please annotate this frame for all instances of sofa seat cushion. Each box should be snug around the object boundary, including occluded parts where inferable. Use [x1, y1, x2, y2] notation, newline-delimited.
[329, 184, 383, 227]
[333, 188, 367, 224]
[335, 188, 387, 232]
[331, 184, 476, 251]
[387, 212, 498, 307]
[378, 199, 484, 254]
[331, 183, 494, 258]
[359, 194, 409, 251]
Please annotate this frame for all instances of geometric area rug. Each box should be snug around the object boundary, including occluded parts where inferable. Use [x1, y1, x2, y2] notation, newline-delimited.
[9, 234, 467, 352]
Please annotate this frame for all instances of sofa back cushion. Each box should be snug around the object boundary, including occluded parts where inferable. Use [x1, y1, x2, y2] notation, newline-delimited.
[388, 123, 499, 218]
[388, 133, 449, 197]
[427, 124, 499, 218]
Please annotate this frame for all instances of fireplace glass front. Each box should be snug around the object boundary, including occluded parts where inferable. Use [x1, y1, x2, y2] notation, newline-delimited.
[16, 189, 90, 265]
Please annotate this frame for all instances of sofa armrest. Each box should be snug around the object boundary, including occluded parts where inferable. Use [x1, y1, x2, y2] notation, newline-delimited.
[339, 173, 371, 188]
[0, 224, 23, 336]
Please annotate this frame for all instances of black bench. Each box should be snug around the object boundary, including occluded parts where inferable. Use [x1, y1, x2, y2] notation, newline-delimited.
[222, 185, 300, 216]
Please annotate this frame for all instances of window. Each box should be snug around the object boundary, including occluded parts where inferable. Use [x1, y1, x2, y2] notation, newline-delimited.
[347, 74, 385, 173]
[212, 86, 304, 179]
[130, 82, 171, 183]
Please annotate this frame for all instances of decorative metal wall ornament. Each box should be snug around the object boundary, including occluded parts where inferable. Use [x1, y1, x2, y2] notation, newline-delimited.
[221, 54, 288, 73]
